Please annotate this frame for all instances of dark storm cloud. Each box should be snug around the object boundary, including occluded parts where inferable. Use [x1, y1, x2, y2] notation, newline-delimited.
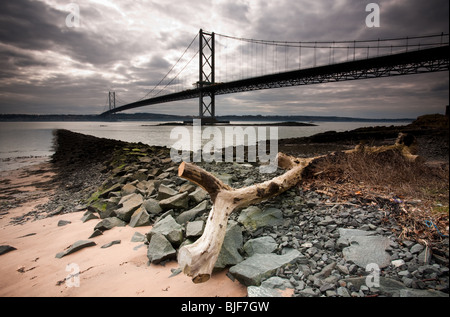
[0, 0, 448, 117]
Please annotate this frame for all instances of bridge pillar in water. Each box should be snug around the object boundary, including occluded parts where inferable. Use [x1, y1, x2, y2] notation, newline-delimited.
[198, 29, 216, 123]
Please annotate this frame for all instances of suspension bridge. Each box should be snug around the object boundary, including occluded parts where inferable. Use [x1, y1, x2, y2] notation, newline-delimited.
[100, 30, 449, 121]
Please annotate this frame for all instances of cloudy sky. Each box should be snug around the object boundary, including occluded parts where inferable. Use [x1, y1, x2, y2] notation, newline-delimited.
[0, 0, 448, 118]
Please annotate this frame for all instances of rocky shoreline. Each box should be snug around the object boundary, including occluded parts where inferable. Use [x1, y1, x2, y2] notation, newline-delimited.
[6, 117, 448, 297]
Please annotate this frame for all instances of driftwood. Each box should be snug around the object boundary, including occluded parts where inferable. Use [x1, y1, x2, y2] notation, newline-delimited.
[177, 133, 421, 283]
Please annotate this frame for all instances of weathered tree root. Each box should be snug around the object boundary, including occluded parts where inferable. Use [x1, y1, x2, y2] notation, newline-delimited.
[177, 133, 420, 283]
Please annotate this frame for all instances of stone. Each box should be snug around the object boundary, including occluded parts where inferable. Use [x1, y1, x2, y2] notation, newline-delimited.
[410, 243, 424, 254]
[0, 245, 16, 256]
[97, 183, 121, 198]
[131, 232, 146, 242]
[147, 233, 177, 264]
[159, 192, 189, 210]
[88, 199, 116, 219]
[243, 236, 278, 256]
[121, 183, 137, 196]
[115, 193, 144, 222]
[391, 259, 406, 268]
[186, 220, 204, 238]
[215, 222, 244, 269]
[57, 220, 71, 226]
[147, 215, 184, 246]
[418, 247, 432, 265]
[101, 240, 121, 248]
[188, 187, 208, 203]
[237, 206, 283, 231]
[142, 198, 163, 215]
[55, 240, 96, 258]
[176, 200, 209, 225]
[314, 262, 336, 279]
[128, 206, 151, 227]
[247, 286, 283, 297]
[340, 230, 391, 269]
[88, 229, 103, 238]
[261, 276, 293, 290]
[336, 287, 351, 297]
[229, 249, 301, 286]
[94, 217, 126, 231]
[81, 211, 99, 223]
[156, 184, 178, 200]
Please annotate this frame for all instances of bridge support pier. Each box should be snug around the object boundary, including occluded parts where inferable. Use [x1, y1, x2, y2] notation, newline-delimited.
[198, 29, 217, 123]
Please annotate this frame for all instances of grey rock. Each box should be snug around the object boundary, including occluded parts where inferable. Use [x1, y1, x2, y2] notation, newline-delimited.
[237, 206, 283, 231]
[88, 229, 103, 238]
[159, 192, 189, 210]
[55, 240, 96, 258]
[131, 232, 146, 242]
[0, 245, 17, 256]
[215, 221, 244, 269]
[186, 220, 204, 238]
[101, 240, 121, 248]
[121, 183, 137, 196]
[247, 286, 283, 297]
[314, 262, 336, 279]
[147, 215, 183, 246]
[243, 236, 278, 256]
[94, 217, 126, 231]
[188, 187, 208, 204]
[342, 235, 391, 269]
[142, 198, 163, 215]
[147, 233, 177, 264]
[81, 211, 99, 223]
[57, 220, 71, 226]
[156, 184, 178, 200]
[128, 206, 151, 227]
[418, 247, 432, 265]
[261, 276, 293, 290]
[399, 288, 448, 297]
[410, 243, 424, 254]
[229, 249, 301, 286]
[116, 193, 144, 222]
[336, 286, 351, 297]
[176, 200, 209, 225]
[97, 183, 121, 198]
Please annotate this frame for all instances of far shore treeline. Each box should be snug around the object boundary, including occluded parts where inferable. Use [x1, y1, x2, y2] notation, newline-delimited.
[0, 113, 413, 123]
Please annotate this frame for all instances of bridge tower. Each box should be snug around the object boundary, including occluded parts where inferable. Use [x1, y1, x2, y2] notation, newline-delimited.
[198, 29, 216, 122]
[108, 91, 116, 112]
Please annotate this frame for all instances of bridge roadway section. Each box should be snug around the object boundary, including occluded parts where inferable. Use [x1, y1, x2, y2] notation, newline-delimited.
[100, 45, 449, 116]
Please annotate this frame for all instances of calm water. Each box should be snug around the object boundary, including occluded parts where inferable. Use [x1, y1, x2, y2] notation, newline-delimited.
[0, 120, 410, 172]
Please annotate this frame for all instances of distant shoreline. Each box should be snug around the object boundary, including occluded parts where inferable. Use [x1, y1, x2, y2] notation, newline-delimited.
[0, 113, 414, 123]
[154, 121, 318, 127]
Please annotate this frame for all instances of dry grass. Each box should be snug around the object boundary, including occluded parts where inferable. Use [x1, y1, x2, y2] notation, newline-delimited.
[302, 148, 449, 248]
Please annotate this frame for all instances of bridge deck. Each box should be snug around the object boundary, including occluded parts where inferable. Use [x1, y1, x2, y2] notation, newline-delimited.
[100, 45, 449, 116]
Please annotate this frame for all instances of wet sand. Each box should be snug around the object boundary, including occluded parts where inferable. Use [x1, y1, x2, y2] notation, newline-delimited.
[0, 163, 248, 297]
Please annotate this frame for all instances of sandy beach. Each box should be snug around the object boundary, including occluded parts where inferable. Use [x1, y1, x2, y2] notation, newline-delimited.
[0, 162, 250, 297]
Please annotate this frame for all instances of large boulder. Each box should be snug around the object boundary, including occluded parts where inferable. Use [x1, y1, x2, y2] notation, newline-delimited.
[215, 221, 244, 269]
[237, 206, 283, 231]
[147, 233, 177, 264]
[243, 236, 278, 256]
[147, 215, 184, 246]
[159, 192, 189, 210]
[175, 200, 209, 225]
[229, 249, 301, 286]
[115, 193, 144, 222]
[128, 206, 151, 227]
